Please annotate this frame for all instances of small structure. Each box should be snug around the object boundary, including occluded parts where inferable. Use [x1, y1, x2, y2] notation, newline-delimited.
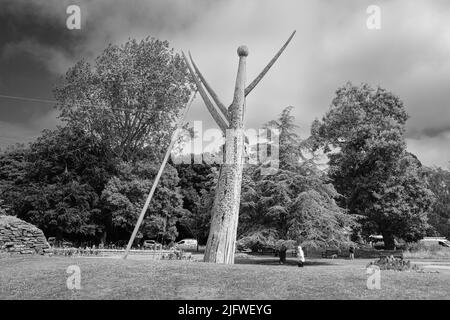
[0, 215, 50, 255]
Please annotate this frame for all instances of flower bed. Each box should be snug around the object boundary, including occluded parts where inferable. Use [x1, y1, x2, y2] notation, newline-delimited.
[366, 255, 421, 272]
[49, 247, 194, 260]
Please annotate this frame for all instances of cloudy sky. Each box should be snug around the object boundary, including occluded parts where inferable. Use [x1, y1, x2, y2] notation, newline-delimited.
[0, 0, 449, 168]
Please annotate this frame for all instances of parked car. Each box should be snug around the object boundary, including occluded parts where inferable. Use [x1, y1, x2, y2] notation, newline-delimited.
[368, 235, 405, 250]
[174, 239, 198, 250]
[419, 237, 450, 248]
[143, 240, 162, 250]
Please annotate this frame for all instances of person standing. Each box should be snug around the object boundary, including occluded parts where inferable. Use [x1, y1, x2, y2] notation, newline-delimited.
[349, 245, 355, 260]
[278, 244, 287, 264]
[297, 245, 305, 267]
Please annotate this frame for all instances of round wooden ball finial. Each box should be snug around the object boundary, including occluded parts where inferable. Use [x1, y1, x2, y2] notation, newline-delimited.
[237, 45, 249, 57]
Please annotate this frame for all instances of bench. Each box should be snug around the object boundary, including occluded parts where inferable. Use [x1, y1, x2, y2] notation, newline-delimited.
[322, 249, 339, 258]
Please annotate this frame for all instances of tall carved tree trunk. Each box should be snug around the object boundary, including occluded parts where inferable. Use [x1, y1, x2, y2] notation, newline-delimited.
[183, 31, 295, 264]
[203, 46, 248, 263]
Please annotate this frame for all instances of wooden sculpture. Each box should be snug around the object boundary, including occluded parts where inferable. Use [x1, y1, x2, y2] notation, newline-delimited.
[183, 31, 296, 264]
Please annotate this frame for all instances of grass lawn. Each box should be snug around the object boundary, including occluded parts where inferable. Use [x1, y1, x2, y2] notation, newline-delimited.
[0, 255, 449, 299]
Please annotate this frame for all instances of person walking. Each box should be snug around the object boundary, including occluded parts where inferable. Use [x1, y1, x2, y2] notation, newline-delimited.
[297, 245, 305, 267]
[349, 245, 355, 260]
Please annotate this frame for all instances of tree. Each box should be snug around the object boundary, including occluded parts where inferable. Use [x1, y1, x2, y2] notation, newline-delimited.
[101, 160, 185, 244]
[174, 159, 217, 246]
[0, 126, 114, 241]
[47, 36, 195, 243]
[425, 167, 450, 238]
[238, 106, 356, 263]
[264, 106, 301, 169]
[54, 37, 194, 161]
[311, 83, 434, 249]
[0, 144, 29, 210]
[19, 181, 102, 240]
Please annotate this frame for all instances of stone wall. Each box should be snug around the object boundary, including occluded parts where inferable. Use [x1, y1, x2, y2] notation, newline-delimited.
[0, 215, 50, 255]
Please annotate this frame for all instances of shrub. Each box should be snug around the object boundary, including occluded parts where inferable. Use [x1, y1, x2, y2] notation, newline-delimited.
[0, 200, 8, 215]
[161, 250, 192, 260]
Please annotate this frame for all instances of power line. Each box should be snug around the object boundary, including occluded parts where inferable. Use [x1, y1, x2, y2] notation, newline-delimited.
[0, 94, 57, 104]
[0, 93, 192, 115]
[0, 94, 150, 114]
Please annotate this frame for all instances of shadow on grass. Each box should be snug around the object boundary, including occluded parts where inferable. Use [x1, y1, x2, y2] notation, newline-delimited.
[235, 256, 337, 267]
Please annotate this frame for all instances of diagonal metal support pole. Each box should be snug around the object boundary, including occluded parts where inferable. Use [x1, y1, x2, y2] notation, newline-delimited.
[122, 91, 196, 260]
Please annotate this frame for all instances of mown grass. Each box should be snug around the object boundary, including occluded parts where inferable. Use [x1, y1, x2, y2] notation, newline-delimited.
[0, 255, 449, 300]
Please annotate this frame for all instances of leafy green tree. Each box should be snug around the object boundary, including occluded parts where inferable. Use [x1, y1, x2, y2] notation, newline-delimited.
[425, 167, 450, 238]
[263, 106, 301, 169]
[0, 145, 29, 211]
[54, 37, 194, 161]
[18, 181, 102, 239]
[101, 160, 184, 243]
[238, 106, 356, 262]
[174, 159, 217, 245]
[311, 83, 434, 249]
[27, 126, 116, 192]
[0, 126, 114, 240]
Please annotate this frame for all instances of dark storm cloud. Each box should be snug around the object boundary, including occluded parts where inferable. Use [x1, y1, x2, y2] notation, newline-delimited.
[0, 0, 86, 131]
[0, 0, 449, 168]
[0, 0, 212, 146]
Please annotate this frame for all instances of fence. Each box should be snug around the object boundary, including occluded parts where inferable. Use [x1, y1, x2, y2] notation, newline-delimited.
[50, 248, 193, 260]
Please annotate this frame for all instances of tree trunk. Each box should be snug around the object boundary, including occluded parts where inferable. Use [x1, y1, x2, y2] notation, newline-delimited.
[279, 249, 287, 264]
[204, 46, 248, 264]
[100, 231, 107, 246]
[382, 232, 396, 250]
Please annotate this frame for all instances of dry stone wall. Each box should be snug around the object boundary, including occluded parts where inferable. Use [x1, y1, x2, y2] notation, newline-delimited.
[0, 215, 50, 255]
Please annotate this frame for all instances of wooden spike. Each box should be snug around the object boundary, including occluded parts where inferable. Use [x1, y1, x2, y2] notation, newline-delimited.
[188, 52, 230, 120]
[182, 51, 228, 132]
[245, 30, 296, 96]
